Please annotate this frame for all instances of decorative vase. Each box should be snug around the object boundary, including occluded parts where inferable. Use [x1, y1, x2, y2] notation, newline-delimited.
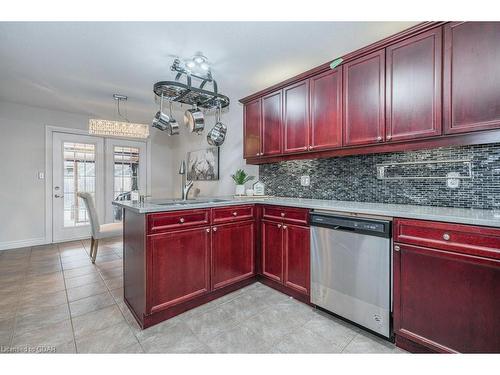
[235, 184, 245, 196]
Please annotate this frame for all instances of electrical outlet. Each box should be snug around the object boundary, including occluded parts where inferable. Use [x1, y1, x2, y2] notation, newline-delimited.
[446, 172, 460, 189]
[300, 175, 310, 187]
[38, 171, 45, 180]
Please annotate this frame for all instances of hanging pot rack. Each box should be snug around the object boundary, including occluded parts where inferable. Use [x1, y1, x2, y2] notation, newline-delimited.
[153, 58, 230, 110]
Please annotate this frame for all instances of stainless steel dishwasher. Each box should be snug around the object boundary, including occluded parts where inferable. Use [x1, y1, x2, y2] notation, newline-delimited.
[310, 212, 392, 338]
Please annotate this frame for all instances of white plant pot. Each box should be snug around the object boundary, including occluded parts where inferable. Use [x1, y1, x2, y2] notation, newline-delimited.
[235, 184, 245, 196]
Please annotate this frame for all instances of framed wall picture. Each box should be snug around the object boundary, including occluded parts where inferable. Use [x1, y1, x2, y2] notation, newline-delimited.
[186, 147, 220, 181]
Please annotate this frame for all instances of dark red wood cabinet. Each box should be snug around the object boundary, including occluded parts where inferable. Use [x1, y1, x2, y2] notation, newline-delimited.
[241, 22, 500, 165]
[283, 224, 310, 295]
[148, 226, 211, 314]
[243, 98, 262, 158]
[261, 220, 284, 282]
[393, 218, 500, 353]
[262, 90, 283, 156]
[211, 221, 255, 290]
[343, 49, 386, 146]
[386, 27, 442, 141]
[260, 206, 310, 298]
[309, 67, 342, 151]
[283, 80, 310, 153]
[444, 22, 500, 134]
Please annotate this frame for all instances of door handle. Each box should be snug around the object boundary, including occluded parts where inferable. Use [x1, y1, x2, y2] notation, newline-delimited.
[54, 194, 63, 198]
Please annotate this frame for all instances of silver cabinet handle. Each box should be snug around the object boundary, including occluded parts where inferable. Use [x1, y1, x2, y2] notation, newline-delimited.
[387, 135, 392, 140]
[232, 211, 238, 216]
[54, 194, 63, 198]
[442, 233, 450, 241]
[394, 245, 400, 252]
[377, 136, 383, 142]
[179, 218, 185, 223]
[283, 225, 287, 230]
[280, 212, 285, 217]
[206, 228, 210, 233]
[277, 224, 282, 228]
[213, 227, 217, 232]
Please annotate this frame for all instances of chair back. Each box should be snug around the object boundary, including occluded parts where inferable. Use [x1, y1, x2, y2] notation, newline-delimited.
[77, 192, 99, 238]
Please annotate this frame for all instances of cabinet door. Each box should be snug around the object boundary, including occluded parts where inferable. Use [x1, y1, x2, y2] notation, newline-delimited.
[386, 27, 442, 142]
[261, 220, 283, 282]
[444, 22, 500, 134]
[343, 49, 385, 146]
[283, 224, 310, 295]
[394, 243, 500, 353]
[211, 221, 255, 290]
[283, 80, 309, 153]
[262, 90, 283, 156]
[243, 98, 262, 158]
[147, 227, 210, 313]
[309, 67, 342, 151]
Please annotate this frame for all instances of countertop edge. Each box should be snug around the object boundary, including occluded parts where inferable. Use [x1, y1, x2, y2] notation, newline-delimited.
[112, 199, 500, 228]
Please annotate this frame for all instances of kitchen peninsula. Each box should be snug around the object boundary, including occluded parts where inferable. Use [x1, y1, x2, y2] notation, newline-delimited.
[114, 197, 500, 353]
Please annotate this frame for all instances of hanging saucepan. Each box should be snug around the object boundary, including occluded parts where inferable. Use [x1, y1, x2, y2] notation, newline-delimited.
[207, 104, 227, 146]
[184, 105, 205, 134]
[152, 93, 171, 132]
[167, 101, 179, 136]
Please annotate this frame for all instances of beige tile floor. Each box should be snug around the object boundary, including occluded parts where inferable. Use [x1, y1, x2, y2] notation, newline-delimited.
[0, 238, 405, 354]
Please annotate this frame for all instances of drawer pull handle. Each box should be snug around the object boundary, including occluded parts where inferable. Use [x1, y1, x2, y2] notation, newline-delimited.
[206, 228, 210, 233]
[281, 212, 285, 217]
[442, 233, 451, 241]
[179, 218, 185, 223]
[232, 211, 238, 216]
[277, 224, 282, 228]
[283, 225, 287, 230]
[213, 227, 217, 232]
[394, 245, 400, 252]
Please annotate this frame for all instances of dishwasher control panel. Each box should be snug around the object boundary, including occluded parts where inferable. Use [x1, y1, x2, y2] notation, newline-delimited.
[310, 213, 391, 238]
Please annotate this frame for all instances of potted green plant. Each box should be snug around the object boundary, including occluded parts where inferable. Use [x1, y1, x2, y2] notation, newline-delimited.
[231, 169, 254, 195]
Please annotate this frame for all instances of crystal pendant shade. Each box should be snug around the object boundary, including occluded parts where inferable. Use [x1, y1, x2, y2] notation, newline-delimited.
[88, 119, 149, 139]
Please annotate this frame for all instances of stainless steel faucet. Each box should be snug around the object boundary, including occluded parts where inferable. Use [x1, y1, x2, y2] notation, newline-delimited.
[178, 160, 193, 201]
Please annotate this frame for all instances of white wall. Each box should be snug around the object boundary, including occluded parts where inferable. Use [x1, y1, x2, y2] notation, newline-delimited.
[164, 91, 258, 199]
[0, 100, 176, 249]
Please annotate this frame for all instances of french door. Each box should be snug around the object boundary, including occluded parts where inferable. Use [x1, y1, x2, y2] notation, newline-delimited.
[52, 131, 147, 242]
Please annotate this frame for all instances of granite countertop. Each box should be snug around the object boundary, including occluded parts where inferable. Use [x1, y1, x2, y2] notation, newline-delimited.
[112, 196, 500, 228]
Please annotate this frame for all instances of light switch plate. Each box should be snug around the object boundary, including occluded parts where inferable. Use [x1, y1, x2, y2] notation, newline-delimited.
[300, 175, 310, 187]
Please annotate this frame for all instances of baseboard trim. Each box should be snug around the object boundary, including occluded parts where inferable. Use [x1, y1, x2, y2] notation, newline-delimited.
[0, 237, 47, 251]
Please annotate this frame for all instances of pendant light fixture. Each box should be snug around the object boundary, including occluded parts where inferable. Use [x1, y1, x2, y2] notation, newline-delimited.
[89, 94, 150, 139]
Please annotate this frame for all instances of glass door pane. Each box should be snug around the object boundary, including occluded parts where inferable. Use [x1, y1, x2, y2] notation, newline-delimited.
[63, 142, 96, 227]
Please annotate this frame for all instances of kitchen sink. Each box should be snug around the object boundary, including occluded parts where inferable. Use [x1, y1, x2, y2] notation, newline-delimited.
[155, 198, 230, 206]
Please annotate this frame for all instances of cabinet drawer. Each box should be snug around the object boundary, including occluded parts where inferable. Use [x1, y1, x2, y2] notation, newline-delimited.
[262, 205, 309, 225]
[394, 219, 500, 260]
[212, 205, 255, 224]
[147, 209, 210, 234]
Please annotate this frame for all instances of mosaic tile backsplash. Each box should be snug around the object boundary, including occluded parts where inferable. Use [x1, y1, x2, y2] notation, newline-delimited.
[259, 143, 500, 209]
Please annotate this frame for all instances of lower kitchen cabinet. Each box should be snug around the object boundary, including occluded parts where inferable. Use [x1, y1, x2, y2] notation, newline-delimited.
[283, 224, 310, 295]
[211, 221, 255, 290]
[261, 219, 310, 297]
[147, 226, 211, 314]
[393, 219, 500, 353]
[261, 220, 284, 282]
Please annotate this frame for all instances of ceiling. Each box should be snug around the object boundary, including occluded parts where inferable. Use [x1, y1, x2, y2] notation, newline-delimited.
[0, 22, 417, 122]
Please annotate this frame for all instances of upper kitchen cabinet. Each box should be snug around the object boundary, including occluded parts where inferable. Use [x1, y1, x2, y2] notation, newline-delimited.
[343, 49, 386, 146]
[309, 67, 342, 151]
[386, 27, 443, 142]
[262, 90, 283, 156]
[444, 22, 500, 134]
[283, 80, 310, 153]
[243, 98, 262, 158]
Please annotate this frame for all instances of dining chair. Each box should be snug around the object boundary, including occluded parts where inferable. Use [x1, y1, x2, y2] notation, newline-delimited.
[77, 192, 122, 263]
